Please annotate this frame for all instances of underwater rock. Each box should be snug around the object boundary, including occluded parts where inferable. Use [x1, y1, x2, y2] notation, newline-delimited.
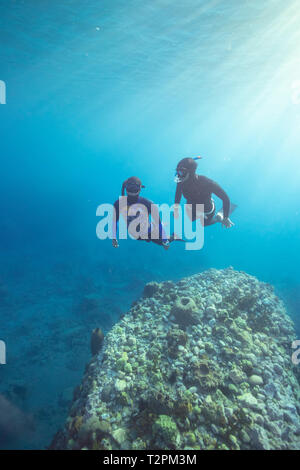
[237, 392, 259, 410]
[50, 268, 300, 450]
[185, 359, 224, 391]
[111, 427, 128, 446]
[249, 375, 264, 386]
[248, 426, 270, 450]
[229, 367, 247, 385]
[171, 296, 200, 327]
[115, 379, 127, 392]
[166, 327, 188, 358]
[152, 415, 180, 448]
[143, 282, 161, 298]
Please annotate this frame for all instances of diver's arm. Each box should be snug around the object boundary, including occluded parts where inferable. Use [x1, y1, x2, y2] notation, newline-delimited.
[174, 184, 183, 219]
[175, 184, 183, 205]
[211, 181, 230, 219]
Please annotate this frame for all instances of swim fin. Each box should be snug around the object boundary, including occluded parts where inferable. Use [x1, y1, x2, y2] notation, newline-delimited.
[229, 203, 238, 216]
[218, 203, 238, 218]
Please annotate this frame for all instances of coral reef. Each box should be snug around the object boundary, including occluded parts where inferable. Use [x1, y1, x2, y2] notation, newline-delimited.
[50, 268, 300, 450]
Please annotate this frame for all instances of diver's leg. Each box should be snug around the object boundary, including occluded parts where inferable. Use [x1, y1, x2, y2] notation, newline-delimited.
[186, 203, 208, 224]
[213, 204, 236, 227]
[185, 204, 193, 221]
[185, 205, 217, 226]
[185, 203, 201, 222]
[204, 212, 219, 226]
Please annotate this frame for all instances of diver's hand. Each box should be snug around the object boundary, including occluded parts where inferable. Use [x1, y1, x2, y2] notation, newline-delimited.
[222, 217, 234, 229]
[112, 239, 119, 248]
[162, 240, 170, 251]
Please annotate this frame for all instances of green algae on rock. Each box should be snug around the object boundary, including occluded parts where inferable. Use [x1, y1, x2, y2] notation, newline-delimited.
[50, 268, 300, 450]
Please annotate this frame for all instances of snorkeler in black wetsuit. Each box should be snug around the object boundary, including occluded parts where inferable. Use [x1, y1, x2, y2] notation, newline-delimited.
[112, 176, 178, 250]
[174, 157, 235, 228]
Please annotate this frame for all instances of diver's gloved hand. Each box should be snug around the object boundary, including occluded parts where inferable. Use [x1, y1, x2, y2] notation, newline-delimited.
[222, 217, 234, 229]
[112, 239, 119, 248]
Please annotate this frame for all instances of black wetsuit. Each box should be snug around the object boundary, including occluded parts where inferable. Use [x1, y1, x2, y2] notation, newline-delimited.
[175, 175, 230, 224]
[113, 196, 167, 245]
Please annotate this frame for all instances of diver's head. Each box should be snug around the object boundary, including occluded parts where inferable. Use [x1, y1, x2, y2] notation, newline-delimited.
[121, 176, 145, 197]
[175, 157, 201, 183]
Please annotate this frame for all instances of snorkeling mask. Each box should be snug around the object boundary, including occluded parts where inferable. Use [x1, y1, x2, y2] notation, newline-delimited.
[174, 168, 189, 183]
[126, 182, 142, 196]
[174, 156, 202, 183]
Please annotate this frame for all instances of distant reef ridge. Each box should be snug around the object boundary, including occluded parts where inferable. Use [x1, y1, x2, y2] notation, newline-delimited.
[50, 268, 300, 450]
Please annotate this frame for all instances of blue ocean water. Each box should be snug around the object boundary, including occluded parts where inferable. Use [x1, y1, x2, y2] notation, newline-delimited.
[0, 0, 300, 449]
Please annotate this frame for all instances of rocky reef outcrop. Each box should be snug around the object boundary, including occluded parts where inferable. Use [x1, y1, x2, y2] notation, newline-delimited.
[50, 268, 300, 450]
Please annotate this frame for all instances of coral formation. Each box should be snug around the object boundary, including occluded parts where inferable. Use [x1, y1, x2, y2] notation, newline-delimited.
[171, 296, 200, 327]
[50, 268, 300, 450]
